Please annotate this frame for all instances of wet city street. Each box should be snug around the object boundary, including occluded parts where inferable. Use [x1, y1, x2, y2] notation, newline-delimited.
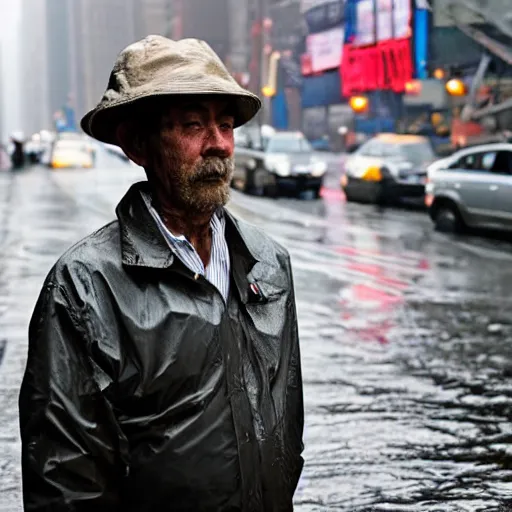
[1, 148, 512, 511]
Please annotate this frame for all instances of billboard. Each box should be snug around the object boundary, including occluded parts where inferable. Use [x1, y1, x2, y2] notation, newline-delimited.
[306, 27, 345, 73]
[393, 0, 412, 39]
[351, 0, 412, 46]
[341, 38, 413, 95]
[376, 0, 393, 41]
[302, 0, 345, 34]
[353, 0, 374, 46]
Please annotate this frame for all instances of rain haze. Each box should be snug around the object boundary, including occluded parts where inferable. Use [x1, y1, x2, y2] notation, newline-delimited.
[1, 1, 512, 511]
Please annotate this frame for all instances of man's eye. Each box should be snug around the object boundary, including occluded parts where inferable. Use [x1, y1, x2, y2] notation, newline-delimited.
[220, 122, 234, 130]
[184, 121, 201, 128]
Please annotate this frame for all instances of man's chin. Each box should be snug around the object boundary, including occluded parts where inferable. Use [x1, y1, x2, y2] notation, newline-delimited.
[188, 183, 231, 213]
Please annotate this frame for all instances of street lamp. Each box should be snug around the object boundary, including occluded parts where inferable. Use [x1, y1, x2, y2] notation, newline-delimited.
[445, 78, 466, 96]
[433, 68, 445, 80]
[349, 95, 369, 113]
[261, 51, 281, 98]
[405, 80, 422, 95]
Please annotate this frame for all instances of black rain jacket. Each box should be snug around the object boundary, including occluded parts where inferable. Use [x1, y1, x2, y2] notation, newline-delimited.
[19, 182, 304, 512]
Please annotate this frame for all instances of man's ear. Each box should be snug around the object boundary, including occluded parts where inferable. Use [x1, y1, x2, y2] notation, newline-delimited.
[116, 122, 148, 167]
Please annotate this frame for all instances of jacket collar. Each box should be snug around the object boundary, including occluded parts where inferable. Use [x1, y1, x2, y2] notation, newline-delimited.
[116, 182, 259, 273]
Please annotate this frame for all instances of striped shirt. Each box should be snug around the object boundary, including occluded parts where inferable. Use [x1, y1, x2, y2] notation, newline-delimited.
[141, 192, 230, 301]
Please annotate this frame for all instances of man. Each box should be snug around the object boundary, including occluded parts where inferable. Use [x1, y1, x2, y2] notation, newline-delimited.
[19, 36, 304, 512]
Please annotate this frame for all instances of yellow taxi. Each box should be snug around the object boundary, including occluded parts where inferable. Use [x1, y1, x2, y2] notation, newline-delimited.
[341, 134, 435, 204]
[50, 138, 95, 170]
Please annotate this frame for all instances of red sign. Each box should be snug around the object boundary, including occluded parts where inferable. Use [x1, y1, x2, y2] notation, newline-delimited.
[341, 38, 413, 97]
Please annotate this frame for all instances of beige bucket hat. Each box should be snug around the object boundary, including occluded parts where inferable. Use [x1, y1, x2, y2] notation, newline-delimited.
[80, 35, 261, 145]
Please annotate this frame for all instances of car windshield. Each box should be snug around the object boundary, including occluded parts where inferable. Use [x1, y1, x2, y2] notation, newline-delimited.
[400, 142, 435, 165]
[266, 135, 312, 153]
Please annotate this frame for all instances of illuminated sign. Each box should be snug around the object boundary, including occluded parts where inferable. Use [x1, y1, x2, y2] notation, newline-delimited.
[351, 0, 412, 47]
[306, 27, 345, 73]
[341, 38, 413, 96]
[353, 0, 375, 46]
[393, 0, 412, 39]
[376, 0, 393, 41]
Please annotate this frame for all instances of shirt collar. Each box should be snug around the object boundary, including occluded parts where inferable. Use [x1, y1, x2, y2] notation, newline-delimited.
[141, 190, 225, 243]
[116, 182, 257, 270]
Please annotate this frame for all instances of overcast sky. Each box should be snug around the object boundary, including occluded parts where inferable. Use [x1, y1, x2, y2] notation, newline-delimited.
[0, 0, 21, 142]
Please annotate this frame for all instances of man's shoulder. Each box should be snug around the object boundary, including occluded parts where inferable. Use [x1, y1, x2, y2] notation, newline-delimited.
[51, 220, 122, 282]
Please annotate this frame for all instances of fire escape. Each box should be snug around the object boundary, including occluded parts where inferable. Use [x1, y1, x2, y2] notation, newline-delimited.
[440, 0, 512, 135]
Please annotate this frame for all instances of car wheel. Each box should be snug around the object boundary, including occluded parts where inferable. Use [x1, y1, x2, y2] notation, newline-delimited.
[251, 168, 268, 196]
[376, 171, 395, 206]
[241, 169, 260, 195]
[433, 202, 464, 233]
[343, 188, 354, 202]
[265, 181, 278, 198]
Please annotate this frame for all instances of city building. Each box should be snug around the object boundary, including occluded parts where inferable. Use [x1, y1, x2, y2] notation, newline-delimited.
[227, 0, 250, 76]
[68, 0, 138, 118]
[268, 0, 304, 130]
[0, 43, 3, 144]
[170, 0, 231, 61]
[19, 0, 51, 136]
[300, 0, 348, 147]
[46, 0, 72, 126]
[0, 0, 22, 143]
[17, 0, 182, 135]
[133, 0, 171, 39]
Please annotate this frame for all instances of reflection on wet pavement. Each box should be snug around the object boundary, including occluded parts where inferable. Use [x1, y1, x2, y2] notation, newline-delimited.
[232, 183, 512, 511]
[1, 154, 511, 511]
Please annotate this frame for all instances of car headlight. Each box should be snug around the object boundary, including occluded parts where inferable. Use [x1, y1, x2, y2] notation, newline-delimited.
[266, 157, 291, 177]
[311, 161, 327, 177]
[425, 182, 434, 194]
[361, 166, 382, 181]
[274, 161, 291, 177]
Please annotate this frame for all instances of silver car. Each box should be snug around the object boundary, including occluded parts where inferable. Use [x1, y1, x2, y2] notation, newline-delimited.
[233, 131, 327, 197]
[426, 143, 512, 232]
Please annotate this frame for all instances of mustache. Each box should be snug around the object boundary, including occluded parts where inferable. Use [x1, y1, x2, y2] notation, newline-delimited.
[191, 157, 234, 182]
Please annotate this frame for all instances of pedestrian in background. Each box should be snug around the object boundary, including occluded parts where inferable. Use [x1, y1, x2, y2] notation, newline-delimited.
[19, 35, 304, 512]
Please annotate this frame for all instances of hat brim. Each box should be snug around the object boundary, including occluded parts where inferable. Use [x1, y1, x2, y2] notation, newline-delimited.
[80, 92, 261, 146]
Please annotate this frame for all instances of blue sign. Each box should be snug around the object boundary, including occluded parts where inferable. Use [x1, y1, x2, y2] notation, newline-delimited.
[343, 0, 358, 43]
[414, 8, 429, 79]
[301, 70, 342, 108]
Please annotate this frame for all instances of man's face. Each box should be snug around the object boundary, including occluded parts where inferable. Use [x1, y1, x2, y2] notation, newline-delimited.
[146, 97, 235, 214]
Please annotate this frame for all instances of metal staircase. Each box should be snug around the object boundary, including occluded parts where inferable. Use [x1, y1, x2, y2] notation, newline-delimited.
[440, 0, 512, 132]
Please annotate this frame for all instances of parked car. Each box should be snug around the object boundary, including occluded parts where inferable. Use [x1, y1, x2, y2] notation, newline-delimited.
[233, 131, 327, 197]
[340, 133, 436, 204]
[49, 138, 94, 170]
[425, 143, 512, 233]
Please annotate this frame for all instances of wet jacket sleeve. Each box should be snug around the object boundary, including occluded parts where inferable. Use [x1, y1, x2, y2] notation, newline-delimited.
[19, 277, 124, 511]
[285, 256, 305, 492]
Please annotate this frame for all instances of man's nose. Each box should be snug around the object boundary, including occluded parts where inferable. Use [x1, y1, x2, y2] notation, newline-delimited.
[203, 124, 233, 158]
